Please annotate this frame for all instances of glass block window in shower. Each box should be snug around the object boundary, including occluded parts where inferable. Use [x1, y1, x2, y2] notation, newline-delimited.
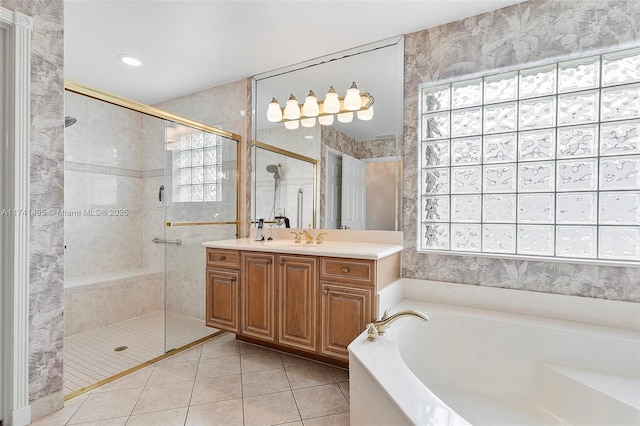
[174, 130, 223, 202]
[419, 47, 640, 262]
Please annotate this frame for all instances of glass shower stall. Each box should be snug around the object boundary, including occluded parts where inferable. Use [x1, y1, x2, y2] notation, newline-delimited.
[63, 81, 240, 397]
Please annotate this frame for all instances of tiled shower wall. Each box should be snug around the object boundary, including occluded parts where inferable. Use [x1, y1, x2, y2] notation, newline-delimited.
[64, 91, 157, 277]
[153, 79, 251, 320]
[403, 0, 640, 302]
[62, 93, 164, 343]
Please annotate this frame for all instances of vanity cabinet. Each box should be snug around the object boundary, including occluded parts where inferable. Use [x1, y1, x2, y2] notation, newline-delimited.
[319, 258, 376, 361]
[277, 254, 318, 352]
[241, 251, 277, 342]
[205, 249, 241, 332]
[205, 245, 401, 366]
[240, 252, 318, 353]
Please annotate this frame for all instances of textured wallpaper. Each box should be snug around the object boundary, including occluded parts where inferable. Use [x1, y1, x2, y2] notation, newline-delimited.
[5, 0, 66, 418]
[403, 0, 640, 302]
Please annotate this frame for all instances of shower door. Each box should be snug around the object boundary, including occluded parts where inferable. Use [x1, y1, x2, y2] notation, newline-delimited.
[162, 122, 240, 352]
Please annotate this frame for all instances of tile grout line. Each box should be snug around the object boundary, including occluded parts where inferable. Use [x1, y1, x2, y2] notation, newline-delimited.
[181, 343, 204, 425]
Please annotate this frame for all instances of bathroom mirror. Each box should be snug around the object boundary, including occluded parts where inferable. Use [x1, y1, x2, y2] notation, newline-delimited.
[252, 36, 404, 230]
[253, 141, 317, 231]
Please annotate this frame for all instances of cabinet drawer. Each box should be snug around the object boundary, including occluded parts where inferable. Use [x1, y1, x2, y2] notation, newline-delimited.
[206, 248, 240, 268]
[319, 257, 375, 285]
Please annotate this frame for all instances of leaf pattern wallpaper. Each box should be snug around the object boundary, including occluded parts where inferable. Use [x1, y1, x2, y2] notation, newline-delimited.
[5, 0, 65, 417]
[403, 0, 640, 302]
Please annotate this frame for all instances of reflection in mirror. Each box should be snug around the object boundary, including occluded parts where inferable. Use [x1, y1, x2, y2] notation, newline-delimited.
[253, 37, 403, 230]
[252, 141, 317, 234]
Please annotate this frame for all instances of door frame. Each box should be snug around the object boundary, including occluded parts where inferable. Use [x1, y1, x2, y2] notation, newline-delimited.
[1, 7, 33, 426]
[324, 148, 342, 229]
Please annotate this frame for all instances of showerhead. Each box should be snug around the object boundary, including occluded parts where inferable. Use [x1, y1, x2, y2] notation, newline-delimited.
[266, 164, 281, 180]
[65, 116, 77, 128]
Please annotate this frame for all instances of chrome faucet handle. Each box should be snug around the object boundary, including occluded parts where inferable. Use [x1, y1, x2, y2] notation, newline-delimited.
[315, 232, 328, 244]
[290, 231, 301, 244]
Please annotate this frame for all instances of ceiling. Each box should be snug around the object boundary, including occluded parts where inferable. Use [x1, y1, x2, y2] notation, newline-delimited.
[64, 0, 523, 141]
[64, 0, 525, 140]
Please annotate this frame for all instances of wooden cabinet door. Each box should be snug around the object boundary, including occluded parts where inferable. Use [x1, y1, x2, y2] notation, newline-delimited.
[241, 252, 276, 342]
[319, 282, 373, 361]
[277, 254, 317, 353]
[206, 268, 239, 332]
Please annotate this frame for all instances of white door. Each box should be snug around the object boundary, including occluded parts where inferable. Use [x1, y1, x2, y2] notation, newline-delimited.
[325, 151, 341, 229]
[341, 154, 366, 230]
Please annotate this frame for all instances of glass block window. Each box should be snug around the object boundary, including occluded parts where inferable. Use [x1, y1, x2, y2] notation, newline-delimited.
[175, 130, 223, 202]
[419, 47, 640, 262]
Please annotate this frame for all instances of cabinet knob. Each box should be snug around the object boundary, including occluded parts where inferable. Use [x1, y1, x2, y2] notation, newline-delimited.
[322, 288, 329, 295]
[218, 256, 225, 261]
[267, 259, 273, 264]
[342, 267, 349, 273]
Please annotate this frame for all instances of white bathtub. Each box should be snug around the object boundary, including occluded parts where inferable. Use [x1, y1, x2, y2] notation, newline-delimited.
[349, 279, 640, 425]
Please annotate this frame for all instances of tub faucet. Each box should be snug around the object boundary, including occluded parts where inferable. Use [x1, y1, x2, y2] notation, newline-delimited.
[366, 309, 429, 342]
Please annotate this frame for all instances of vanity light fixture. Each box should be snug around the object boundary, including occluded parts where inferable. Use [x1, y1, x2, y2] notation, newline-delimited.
[267, 82, 374, 129]
[117, 54, 142, 67]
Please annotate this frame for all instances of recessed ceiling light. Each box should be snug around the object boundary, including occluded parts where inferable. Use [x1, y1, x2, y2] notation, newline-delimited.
[117, 54, 142, 67]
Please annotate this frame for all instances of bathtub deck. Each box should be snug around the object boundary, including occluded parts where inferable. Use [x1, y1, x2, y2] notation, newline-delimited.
[64, 310, 216, 395]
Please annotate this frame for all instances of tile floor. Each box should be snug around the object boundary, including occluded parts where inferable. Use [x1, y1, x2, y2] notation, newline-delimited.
[34, 332, 350, 425]
[65, 311, 217, 395]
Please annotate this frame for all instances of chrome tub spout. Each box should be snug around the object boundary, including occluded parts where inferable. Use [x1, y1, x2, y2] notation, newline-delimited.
[366, 309, 429, 342]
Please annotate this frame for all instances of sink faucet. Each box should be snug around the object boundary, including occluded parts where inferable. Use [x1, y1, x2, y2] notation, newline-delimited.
[300, 229, 315, 244]
[366, 309, 429, 342]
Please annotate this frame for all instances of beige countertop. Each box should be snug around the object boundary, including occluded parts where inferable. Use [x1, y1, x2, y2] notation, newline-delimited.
[201, 237, 403, 260]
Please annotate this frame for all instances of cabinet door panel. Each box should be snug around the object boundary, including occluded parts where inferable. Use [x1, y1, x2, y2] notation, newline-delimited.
[241, 252, 276, 341]
[277, 255, 317, 352]
[320, 282, 373, 361]
[206, 268, 239, 332]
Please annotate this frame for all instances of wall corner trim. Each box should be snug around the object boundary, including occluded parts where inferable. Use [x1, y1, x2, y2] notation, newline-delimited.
[1, 5, 33, 426]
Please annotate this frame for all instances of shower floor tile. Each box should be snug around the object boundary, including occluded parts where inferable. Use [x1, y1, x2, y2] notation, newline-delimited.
[64, 310, 216, 395]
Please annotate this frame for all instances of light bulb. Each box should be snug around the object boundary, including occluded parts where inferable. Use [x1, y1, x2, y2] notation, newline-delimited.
[344, 82, 361, 111]
[267, 98, 283, 122]
[318, 115, 334, 126]
[302, 90, 319, 117]
[301, 117, 316, 127]
[323, 86, 340, 114]
[357, 106, 374, 121]
[337, 112, 353, 123]
[284, 120, 299, 130]
[284, 94, 301, 120]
